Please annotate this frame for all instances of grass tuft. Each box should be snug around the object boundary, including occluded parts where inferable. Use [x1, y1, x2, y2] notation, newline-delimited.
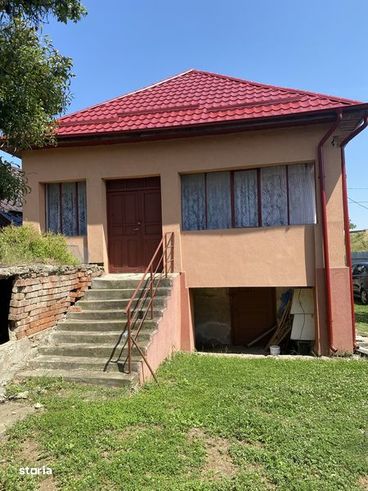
[0, 225, 78, 266]
[355, 302, 368, 336]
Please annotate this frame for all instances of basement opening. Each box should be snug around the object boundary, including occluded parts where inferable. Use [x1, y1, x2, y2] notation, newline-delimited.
[0, 278, 12, 344]
[192, 287, 315, 355]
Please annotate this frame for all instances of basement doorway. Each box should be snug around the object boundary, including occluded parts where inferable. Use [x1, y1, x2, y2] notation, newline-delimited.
[192, 287, 315, 355]
[0, 279, 12, 344]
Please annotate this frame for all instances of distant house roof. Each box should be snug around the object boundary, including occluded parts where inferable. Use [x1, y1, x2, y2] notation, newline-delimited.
[0, 200, 22, 227]
[56, 69, 366, 139]
[0, 199, 22, 215]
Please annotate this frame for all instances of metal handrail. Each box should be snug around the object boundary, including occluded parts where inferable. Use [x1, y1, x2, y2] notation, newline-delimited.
[104, 232, 174, 381]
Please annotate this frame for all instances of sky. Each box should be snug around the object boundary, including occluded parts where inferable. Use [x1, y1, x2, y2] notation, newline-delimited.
[13, 0, 368, 227]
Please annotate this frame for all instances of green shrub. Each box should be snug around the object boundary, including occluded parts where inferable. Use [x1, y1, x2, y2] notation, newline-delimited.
[0, 225, 79, 265]
[351, 230, 368, 252]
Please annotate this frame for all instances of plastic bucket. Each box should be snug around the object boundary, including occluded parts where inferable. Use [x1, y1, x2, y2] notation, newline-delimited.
[270, 345, 280, 356]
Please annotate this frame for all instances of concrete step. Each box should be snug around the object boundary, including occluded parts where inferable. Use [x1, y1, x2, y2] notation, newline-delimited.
[84, 287, 171, 300]
[28, 355, 142, 373]
[52, 330, 153, 345]
[67, 309, 164, 321]
[19, 368, 138, 388]
[91, 277, 172, 290]
[56, 319, 158, 332]
[75, 297, 167, 311]
[38, 343, 147, 358]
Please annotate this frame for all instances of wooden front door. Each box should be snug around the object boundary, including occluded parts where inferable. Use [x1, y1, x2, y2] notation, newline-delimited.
[230, 288, 276, 346]
[106, 177, 162, 273]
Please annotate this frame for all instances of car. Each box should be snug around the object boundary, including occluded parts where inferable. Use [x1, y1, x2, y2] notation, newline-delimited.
[352, 262, 368, 305]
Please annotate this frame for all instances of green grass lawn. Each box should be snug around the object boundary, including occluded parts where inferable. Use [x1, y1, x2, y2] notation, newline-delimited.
[1, 354, 368, 491]
[356, 302, 368, 336]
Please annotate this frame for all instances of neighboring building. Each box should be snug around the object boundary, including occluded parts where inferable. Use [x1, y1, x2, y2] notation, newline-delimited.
[21, 70, 368, 355]
[0, 200, 22, 228]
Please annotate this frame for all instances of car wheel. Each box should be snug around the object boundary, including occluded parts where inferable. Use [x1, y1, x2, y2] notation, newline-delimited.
[361, 288, 368, 305]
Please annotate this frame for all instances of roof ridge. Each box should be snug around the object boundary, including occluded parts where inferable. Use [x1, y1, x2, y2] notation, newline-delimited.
[58, 69, 196, 122]
[190, 69, 361, 105]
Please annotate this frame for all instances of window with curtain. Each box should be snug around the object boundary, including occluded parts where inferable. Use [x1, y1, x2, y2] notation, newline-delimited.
[288, 163, 316, 225]
[234, 170, 258, 227]
[206, 172, 231, 229]
[181, 174, 206, 230]
[261, 165, 288, 227]
[181, 163, 316, 231]
[46, 181, 87, 236]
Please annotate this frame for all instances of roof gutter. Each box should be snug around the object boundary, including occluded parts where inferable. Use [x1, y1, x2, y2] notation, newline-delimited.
[12, 105, 364, 155]
[339, 116, 368, 350]
[317, 111, 342, 354]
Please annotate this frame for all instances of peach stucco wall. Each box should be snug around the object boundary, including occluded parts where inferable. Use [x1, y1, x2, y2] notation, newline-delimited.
[141, 273, 194, 382]
[21, 123, 353, 353]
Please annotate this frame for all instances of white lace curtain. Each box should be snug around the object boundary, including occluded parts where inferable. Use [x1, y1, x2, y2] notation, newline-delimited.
[181, 174, 206, 230]
[181, 163, 316, 230]
[234, 170, 258, 227]
[261, 165, 288, 226]
[207, 172, 231, 229]
[288, 163, 316, 225]
[47, 182, 87, 236]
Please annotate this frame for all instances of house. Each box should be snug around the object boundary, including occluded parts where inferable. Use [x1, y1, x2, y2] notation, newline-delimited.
[21, 69, 368, 365]
[0, 200, 22, 228]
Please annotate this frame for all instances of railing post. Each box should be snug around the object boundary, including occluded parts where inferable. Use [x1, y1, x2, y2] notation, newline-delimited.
[127, 308, 131, 374]
[170, 232, 174, 273]
[164, 233, 168, 278]
[150, 264, 154, 319]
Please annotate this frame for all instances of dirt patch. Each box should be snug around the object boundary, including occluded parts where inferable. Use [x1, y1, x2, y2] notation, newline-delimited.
[20, 439, 40, 461]
[100, 424, 163, 460]
[0, 402, 35, 437]
[38, 475, 57, 491]
[188, 428, 237, 479]
[358, 476, 368, 490]
[187, 428, 275, 488]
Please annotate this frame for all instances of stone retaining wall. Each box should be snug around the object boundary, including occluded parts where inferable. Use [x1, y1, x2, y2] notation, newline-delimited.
[0, 265, 104, 340]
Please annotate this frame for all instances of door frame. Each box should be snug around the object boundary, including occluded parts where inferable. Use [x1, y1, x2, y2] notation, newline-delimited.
[106, 176, 162, 273]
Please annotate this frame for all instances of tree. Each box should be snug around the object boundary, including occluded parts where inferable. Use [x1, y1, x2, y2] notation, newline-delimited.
[350, 220, 357, 230]
[0, 160, 28, 202]
[0, 1, 86, 203]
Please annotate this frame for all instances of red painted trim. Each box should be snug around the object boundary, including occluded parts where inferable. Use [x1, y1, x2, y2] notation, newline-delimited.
[317, 112, 342, 353]
[339, 116, 368, 349]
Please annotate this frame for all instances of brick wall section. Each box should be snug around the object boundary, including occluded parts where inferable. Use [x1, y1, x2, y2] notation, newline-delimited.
[0, 265, 103, 340]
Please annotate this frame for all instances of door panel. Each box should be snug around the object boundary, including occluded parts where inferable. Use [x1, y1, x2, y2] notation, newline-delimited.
[231, 288, 276, 345]
[107, 178, 162, 273]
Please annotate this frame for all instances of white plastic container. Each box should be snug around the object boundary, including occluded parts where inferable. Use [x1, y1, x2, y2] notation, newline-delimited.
[270, 345, 280, 356]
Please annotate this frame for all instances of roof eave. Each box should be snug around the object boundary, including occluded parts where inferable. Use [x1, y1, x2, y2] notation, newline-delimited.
[24, 103, 368, 153]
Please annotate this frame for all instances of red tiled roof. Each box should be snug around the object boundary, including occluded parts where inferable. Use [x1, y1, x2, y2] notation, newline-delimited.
[57, 69, 363, 138]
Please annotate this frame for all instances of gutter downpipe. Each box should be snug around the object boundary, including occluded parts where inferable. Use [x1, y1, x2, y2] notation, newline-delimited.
[317, 111, 342, 354]
[339, 115, 368, 349]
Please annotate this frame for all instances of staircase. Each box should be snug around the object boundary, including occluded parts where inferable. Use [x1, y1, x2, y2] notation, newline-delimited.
[21, 274, 174, 388]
